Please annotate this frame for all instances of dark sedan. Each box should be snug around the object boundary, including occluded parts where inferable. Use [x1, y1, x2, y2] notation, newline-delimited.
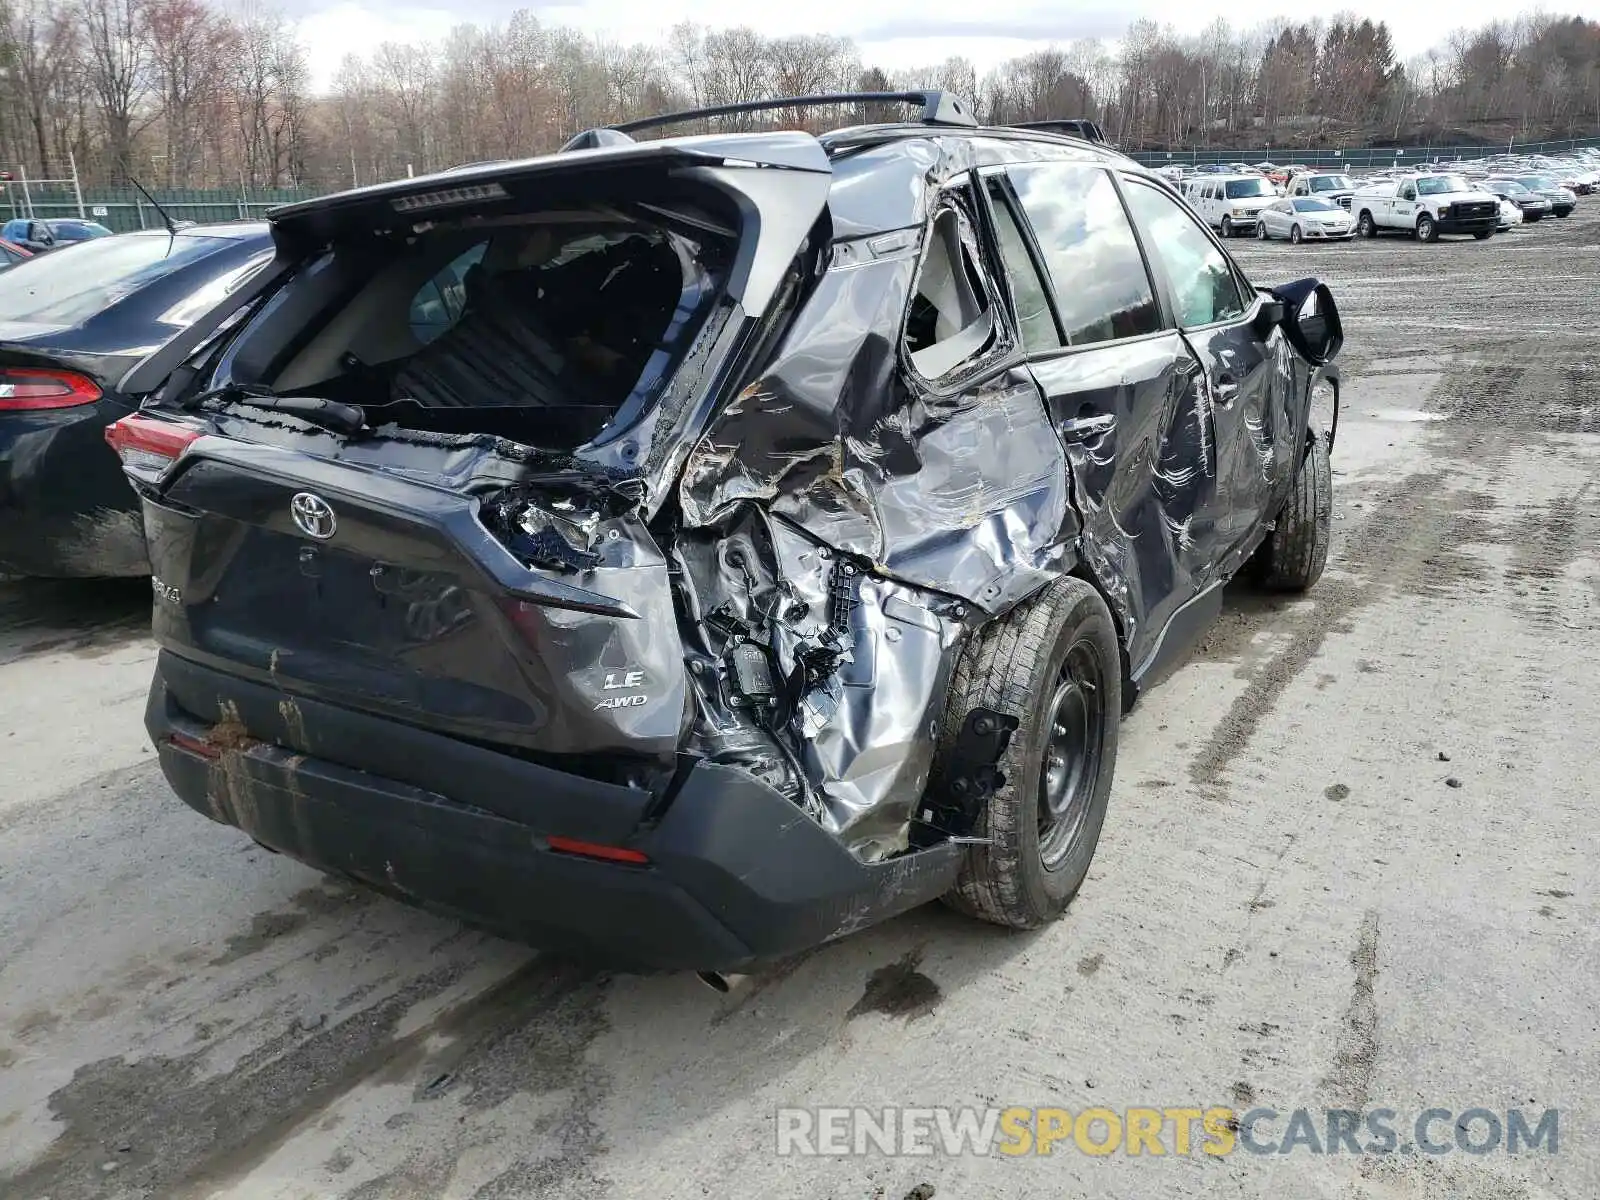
[1484, 178, 1552, 221]
[0, 222, 272, 577]
[0, 217, 114, 254]
[1509, 175, 1577, 217]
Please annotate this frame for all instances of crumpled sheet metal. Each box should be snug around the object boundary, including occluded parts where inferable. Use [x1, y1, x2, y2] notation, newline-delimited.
[793, 570, 963, 862]
[670, 507, 966, 860]
[679, 253, 1074, 615]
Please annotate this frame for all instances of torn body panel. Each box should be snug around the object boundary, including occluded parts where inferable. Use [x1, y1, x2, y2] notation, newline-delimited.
[669, 505, 970, 860]
[680, 241, 1075, 617]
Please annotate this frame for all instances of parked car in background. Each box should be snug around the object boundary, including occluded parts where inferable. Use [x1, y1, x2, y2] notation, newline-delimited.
[107, 97, 1343, 970]
[0, 222, 273, 577]
[1482, 178, 1551, 222]
[0, 238, 33, 273]
[1526, 156, 1597, 194]
[1351, 173, 1500, 241]
[1495, 197, 1524, 232]
[0, 217, 114, 254]
[1256, 196, 1356, 242]
[1287, 171, 1358, 210]
[1185, 172, 1278, 236]
[1508, 174, 1577, 216]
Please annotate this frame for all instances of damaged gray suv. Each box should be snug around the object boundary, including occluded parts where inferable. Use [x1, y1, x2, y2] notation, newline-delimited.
[108, 92, 1343, 971]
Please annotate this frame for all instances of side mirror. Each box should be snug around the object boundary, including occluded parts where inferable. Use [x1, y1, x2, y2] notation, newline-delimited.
[1251, 297, 1286, 338]
[1270, 278, 1343, 365]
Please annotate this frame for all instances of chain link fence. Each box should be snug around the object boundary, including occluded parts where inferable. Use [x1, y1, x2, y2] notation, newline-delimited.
[1, 178, 325, 233]
[1126, 136, 1600, 170]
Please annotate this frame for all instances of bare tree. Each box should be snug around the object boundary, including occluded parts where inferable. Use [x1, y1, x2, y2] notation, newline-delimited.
[4, 0, 79, 175]
[79, 0, 153, 179]
[146, 0, 232, 184]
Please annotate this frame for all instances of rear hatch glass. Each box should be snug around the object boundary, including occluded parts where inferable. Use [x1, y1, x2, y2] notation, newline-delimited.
[208, 208, 733, 454]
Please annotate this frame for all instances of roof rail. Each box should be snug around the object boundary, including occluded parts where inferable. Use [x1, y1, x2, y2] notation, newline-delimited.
[606, 90, 978, 136]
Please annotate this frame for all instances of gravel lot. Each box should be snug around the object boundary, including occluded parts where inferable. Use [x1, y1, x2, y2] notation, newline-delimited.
[2, 210, 1597, 1200]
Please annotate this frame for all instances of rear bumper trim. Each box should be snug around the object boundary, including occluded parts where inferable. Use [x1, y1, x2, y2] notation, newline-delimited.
[147, 657, 963, 971]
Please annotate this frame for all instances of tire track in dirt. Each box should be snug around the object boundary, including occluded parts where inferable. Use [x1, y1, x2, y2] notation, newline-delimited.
[1187, 323, 1598, 796]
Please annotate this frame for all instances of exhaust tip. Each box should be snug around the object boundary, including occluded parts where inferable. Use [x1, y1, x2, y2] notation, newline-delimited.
[696, 970, 749, 994]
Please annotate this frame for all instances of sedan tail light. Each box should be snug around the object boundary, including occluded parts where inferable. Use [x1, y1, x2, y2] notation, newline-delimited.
[104, 412, 203, 476]
[0, 366, 102, 410]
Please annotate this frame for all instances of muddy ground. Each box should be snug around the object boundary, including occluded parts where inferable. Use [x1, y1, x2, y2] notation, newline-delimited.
[1, 209, 1597, 1200]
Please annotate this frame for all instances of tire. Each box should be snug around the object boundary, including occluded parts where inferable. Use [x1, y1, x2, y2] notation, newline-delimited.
[1220, 216, 1233, 238]
[1289, 223, 1303, 244]
[1473, 230, 1492, 240]
[1357, 210, 1376, 237]
[1254, 434, 1332, 592]
[939, 577, 1121, 929]
[1256, 221, 1268, 240]
[1416, 213, 1438, 242]
[1556, 209, 1569, 218]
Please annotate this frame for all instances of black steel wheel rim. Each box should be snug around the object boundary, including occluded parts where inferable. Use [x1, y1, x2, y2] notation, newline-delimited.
[1037, 638, 1107, 869]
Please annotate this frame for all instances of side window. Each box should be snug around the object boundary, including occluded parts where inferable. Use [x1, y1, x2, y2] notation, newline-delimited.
[409, 243, 487, 345]
[1001, 163, 1161, 346]
[903, 206, 999, 381]
[1400, 184, 1416, 201]
[981, 176, 1061, 354]
[1122, 181, 1249, 330]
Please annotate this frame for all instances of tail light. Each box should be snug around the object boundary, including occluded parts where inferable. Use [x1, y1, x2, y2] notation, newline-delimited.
[104, 412, 203, 476]
[0, 367, 101, 410]
[545, 835, 650, 865]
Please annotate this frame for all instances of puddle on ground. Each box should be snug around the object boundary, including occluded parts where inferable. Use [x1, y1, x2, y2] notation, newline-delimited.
[1366, 408, 1448, 423]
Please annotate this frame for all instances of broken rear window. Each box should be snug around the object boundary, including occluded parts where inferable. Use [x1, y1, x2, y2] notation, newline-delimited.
[217, 211, 732, 450]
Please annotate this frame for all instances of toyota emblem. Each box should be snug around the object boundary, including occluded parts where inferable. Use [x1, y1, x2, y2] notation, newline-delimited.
[290, 492, 337, 540]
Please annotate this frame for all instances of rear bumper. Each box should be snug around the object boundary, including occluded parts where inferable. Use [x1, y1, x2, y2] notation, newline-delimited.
[146, 651, 962, 971]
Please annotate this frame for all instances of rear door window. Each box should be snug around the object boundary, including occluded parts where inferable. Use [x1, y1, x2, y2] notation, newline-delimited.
[998, 162, 1161, 346]
[980, 176, 1062, 355]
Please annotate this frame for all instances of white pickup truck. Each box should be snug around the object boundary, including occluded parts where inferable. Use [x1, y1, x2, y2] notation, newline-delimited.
[1350, 173, 1501, 241]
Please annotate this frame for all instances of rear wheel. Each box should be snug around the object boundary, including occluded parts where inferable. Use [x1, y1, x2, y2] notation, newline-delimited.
[1253, 434, 1332, 592]
[940, 577, 1121, 929]
[1416, 213, 1439, 242]
[1289, 223, 1303, 244]
[1357, 210, 1376, 237]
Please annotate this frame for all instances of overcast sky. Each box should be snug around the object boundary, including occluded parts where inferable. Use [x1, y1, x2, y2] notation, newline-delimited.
[293, 0, 1600, 93]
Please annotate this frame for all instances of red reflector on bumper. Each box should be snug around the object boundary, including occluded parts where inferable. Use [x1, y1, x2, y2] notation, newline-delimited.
[545, 836, 650, 865]
[166, 731, 222, 760]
